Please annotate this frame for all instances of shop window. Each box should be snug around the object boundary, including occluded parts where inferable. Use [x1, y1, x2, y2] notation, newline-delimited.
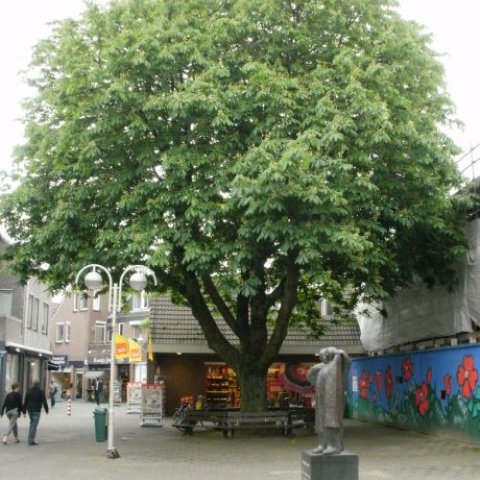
[205, 363, 240, 408]
[5, 353, 20, 389]
[0, 289, 13, 316]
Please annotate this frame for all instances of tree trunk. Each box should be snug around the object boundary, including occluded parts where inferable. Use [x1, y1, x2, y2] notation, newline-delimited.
[237, 363, 269, 412]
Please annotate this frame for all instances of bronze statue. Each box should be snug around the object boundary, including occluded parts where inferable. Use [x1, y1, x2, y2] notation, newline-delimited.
[307, 347, 351, 455]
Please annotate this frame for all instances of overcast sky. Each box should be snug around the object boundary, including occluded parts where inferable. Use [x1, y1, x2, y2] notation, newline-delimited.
[1, 1, 479, 176]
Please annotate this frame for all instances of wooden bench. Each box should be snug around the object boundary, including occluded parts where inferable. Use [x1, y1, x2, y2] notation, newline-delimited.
[172, 408, 228, 435]
[218, 410, 291, 437]
[174, 408, 315, 437]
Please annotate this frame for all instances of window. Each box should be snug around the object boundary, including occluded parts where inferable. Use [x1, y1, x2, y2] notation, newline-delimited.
[131, 325, 141, 339]
[93, 294, 100, 311]
[94, 321, 106, 343]
[73, 293, 88, 311]
[0, 289, 13, 316]
[118, 322, 124, 336]
[41, 302, 49, 334]
[27, 294, 40, 330]
[131, 291, 149, 311]
[56, 323, 65, 343]
[27, 294, 34, 328]
[319, 298, 333, 317]
[65, 322, 71, 343]
[32, 297, 39, 331]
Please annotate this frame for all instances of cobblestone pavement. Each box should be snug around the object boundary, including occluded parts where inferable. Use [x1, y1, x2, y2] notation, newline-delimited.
[1, 400, 479, 479]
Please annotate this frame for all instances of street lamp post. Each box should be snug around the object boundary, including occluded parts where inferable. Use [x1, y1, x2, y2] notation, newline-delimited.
[75, 264, 157, 459]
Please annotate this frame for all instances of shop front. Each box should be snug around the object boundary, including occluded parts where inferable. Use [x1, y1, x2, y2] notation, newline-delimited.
[86, 345, 133, 403]
[2, 342, 52, 401]
[154, 353, 317, 415]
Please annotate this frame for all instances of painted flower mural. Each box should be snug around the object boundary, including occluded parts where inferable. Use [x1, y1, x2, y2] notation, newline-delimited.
[415, 383, 429, 416]
[457, 355, 478, 400]
[359, 370, 370, 400]
[376, 371, 383, 393]
[347, 348, 480, 444]
[444, 374, 451, 397]
[426, 368, 432, 385]
[385, 365, 393, 398]
[402, 358, 413, 382]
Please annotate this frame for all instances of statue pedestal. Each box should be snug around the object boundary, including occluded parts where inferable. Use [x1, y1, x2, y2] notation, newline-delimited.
[301, 450, 359, 480]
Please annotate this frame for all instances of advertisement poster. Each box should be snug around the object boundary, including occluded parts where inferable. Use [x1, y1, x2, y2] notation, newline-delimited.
[127, 382, 143, 413]
[141, 384, 164, 426]
[113, 380, 122, 405]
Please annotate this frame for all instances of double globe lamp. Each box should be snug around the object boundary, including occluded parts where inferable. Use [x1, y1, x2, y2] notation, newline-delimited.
[76, 264, 156, 459]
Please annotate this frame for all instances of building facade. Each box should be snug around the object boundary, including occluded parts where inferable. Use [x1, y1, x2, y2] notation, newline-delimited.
[148, 296, 364, 415]
[0, 235, 55, 403]
[49, 290, 150, 401]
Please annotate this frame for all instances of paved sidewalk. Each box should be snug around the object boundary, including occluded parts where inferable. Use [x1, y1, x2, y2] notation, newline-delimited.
[1, 400, 479, 479]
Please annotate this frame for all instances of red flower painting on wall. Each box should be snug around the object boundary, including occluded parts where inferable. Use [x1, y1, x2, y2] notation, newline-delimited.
[457, 355, 478, 400]
[385, 366, 393, 398]
[359, 370, 370, 400]
[415, 383, 429, 416]
[402, 358, 413, 382]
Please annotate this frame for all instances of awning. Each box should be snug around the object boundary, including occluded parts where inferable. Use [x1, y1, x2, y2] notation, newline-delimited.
[6, 341, 53, 357]
[47, 361, 60, 371]
[84, 371, 105, 379]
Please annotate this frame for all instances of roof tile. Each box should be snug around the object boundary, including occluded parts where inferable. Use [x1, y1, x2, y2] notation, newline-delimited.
[150, 297, 361, 348]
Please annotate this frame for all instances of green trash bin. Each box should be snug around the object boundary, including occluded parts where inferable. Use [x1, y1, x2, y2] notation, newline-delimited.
[93, 408, 108, 442]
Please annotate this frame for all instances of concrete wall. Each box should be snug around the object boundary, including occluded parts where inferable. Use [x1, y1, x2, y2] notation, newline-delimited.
[347, 344, 480, 444]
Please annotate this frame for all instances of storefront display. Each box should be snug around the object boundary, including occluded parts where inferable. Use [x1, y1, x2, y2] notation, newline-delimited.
[268, 363, 315, 408]
[205, 364, 240, 408]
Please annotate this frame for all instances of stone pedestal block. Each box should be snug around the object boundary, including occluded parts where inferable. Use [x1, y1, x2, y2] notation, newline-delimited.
[301, 450, 359, 480]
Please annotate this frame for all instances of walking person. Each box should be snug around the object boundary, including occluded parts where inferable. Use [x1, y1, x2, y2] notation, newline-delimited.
[1, 383, 23, 445]
[23, 380, 49, 446]
[49, 381, 57, 408]
[94, 378, 104, 406]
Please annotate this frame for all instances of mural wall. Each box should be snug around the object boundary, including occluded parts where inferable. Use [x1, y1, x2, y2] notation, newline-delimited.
[347, 344, 480, 443]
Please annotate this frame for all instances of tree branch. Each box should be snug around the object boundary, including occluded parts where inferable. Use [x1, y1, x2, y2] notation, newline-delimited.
[262, 252, 300, 363]
[200, 273, 239, 335]
[265, 277, 286, 310]
[183, 269, 239, 363]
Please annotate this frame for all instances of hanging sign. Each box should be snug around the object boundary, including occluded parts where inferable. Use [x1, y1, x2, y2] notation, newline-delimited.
[114, 333, 129, 361]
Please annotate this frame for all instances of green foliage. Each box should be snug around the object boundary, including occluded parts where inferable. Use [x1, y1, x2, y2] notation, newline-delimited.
[0, 0, 471, 390]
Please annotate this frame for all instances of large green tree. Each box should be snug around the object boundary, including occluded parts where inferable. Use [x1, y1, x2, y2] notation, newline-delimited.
[1, 0, 470, 410]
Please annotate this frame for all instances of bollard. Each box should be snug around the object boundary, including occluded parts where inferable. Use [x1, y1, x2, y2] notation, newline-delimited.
[67, 398, 72, 416]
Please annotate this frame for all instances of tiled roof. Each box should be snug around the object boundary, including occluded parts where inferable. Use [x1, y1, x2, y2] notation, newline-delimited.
[150, 296, 362, 350]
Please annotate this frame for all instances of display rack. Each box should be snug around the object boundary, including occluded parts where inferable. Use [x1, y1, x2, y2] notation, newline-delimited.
[205, 364, 240, 408]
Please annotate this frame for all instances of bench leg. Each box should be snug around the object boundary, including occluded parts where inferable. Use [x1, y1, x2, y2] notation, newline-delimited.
[221, 423, 235, 438]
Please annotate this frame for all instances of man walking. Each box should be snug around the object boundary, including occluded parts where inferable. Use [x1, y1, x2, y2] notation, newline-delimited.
[23, 380, 49, 446]
[94, 378, 104, 406]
